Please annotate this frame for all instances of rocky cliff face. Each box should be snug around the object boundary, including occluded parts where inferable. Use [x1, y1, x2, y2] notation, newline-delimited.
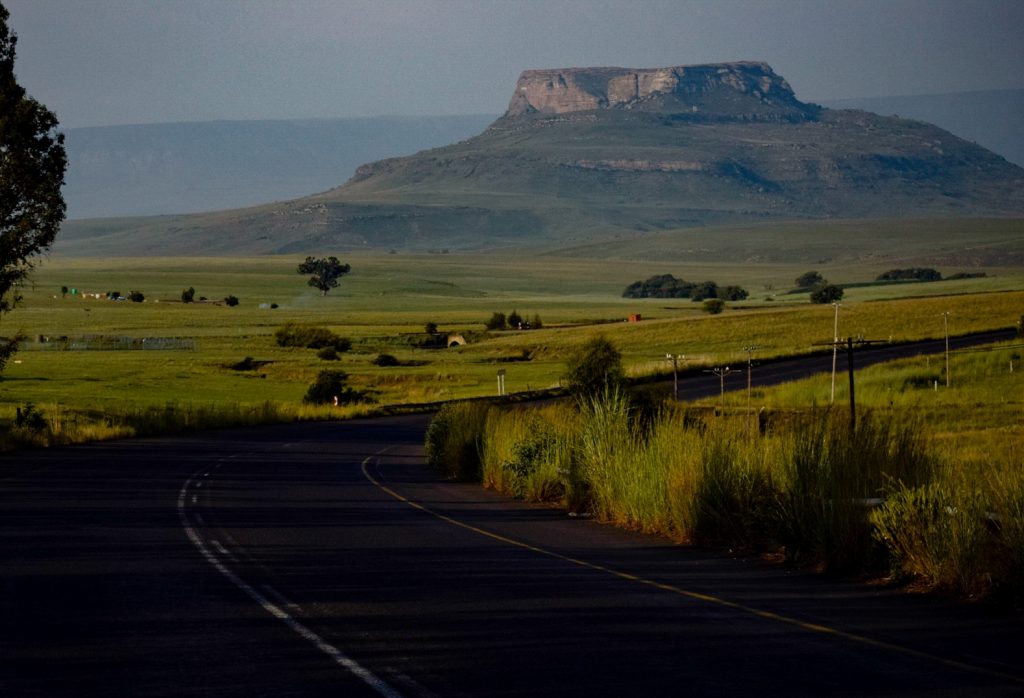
[505, 61, 814, 120]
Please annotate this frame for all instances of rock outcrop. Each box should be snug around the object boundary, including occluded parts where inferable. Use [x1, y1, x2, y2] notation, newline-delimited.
[505, 61, 815, 120]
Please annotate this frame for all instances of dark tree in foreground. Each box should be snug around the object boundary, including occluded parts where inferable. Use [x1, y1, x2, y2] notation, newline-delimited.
[564, 336, 624, 400]
[298, 256, 351, 296]
[0, 5, 67, 371]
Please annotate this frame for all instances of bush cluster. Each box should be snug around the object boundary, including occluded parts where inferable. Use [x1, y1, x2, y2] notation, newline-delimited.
[622, 274, 747, 301]
[485, 310, 543, 330]
[274, 323, 351, 352]
[302, 370, 366, 405]
[876, 268, 942, 282]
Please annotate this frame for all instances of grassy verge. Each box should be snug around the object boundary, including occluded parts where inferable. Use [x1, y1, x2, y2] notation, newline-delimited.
[0, 400, 378, 451]
[426, 341, 1023, 604]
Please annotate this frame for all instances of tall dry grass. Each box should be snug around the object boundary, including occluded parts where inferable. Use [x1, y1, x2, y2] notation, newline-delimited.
[426, 394, 1022, 601]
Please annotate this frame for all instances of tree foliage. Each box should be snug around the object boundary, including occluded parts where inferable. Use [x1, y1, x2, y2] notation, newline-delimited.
[810, 284, 844, 304]
[564, 336, 624, 400]
[622, 274, 745, 302]
[702, 298, 726, 314]
[485, 312, 507, 330]
[795, 271, 825, 288]
[274, 323, 350, 352]
[0, 6, 67, 370]
[297, 256, 350, 296]
[302, 370, 365, 405]
[876, 268, 942, 282]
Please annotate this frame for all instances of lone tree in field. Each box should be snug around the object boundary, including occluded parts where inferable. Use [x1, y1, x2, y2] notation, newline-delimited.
[0, 5, 67, 371]
[564, 335, 624, 401]
[810, 284, 844, 304]
[298, 256, 351, 296]
[795, 270, 825, 289]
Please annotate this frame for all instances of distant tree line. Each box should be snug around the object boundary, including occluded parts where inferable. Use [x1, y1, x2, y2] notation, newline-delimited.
[876, 268, 942, 282]
[622, 274, 748, 302]
[875, 268, 986, 282]
[486, 310, 543, 330]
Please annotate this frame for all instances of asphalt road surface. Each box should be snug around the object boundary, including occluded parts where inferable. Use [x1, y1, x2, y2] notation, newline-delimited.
[2, 330, 1021, 696]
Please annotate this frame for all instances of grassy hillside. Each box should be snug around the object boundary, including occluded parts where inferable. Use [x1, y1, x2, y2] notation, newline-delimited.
[824, 89, 1024, 168]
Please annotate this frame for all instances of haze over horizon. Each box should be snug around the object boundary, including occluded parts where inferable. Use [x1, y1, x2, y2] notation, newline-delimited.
[6, 0, 1024, 129]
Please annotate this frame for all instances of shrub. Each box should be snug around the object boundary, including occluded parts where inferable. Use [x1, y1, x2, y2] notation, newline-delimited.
[702, 298, 725, 314]
[485, 312, 507, 330]
[181, 287, 195, 303]
[531, 313, 543, 329]
[317, 346, 340, 361]
[15, 402, 47, 431]
[508, 310, 523, 328]
[230, 356, 257, 371]
[564, 336, 624, 401]
[302, 370, 364, 405]
[128, 290, 145, 303]
[871, 481, 995, 597]
[721, 285, 749, 301]
[424, 321, 438, 335]
[372, 353, 400, 367]
[224, 295, 240, 307]
[274, 323, 351, 352]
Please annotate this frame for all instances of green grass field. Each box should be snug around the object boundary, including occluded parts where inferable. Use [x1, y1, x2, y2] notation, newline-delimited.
[2, 251, 1022, 416]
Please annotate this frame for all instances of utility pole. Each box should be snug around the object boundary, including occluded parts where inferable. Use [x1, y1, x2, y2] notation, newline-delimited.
[666, 353, 684, 401]
[813, 336, 887, 432]
[830, 302, 841, 403]
[742, 345, 759, 435]
[846, 337, 856, 432]
[941, 311, 952, 387]
[705, 366, 734, 411]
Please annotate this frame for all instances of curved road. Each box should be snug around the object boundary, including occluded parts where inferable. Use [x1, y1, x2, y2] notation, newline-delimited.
[2, 331, 1022, 696]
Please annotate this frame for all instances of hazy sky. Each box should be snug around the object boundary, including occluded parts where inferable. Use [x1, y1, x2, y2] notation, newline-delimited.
[6, 0, 1024, 128]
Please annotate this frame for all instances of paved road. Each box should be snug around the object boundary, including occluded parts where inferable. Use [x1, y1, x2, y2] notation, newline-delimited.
[2, 330, 1021, 696]
[673, 327, 1019, 402]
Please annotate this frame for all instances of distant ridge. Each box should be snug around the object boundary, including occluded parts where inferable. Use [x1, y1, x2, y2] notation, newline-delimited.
[823, 89, 1024, 167]
[57, 63, 1024, 256]
[61, 115, 496, 219]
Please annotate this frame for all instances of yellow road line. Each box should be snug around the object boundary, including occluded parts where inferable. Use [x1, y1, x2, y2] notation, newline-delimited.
[362, 454, 1024, 687]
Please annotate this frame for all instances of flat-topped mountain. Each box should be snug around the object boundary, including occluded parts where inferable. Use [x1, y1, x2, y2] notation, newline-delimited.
[58, 62, 1024, 256]
[505, 62, 813, 120]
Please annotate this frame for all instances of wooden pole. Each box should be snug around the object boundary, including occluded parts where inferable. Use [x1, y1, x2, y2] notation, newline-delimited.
[847, 337, 856, 432]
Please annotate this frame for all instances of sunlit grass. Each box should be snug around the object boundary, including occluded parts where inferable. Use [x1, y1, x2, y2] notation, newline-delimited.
[430, 339, 1023, 601]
